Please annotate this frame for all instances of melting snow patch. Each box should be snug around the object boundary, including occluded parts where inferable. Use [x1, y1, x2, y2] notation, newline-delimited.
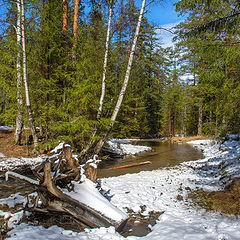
[107, 139, 151, 156]
[5, 136, 240, 240]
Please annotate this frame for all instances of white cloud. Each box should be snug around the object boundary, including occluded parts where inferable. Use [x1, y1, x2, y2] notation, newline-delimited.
[157, 21, 181, 48]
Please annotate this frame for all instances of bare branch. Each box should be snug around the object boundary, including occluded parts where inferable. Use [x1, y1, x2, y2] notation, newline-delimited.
[0, 19, 17, 32]
[155, 26, 175, 34]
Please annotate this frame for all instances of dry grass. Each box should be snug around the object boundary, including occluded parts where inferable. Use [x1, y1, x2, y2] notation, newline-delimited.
[188, 182, 240, 216]
[171, 135, 213, 142]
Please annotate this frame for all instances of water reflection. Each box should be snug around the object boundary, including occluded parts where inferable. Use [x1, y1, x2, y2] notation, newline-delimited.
[97, 141, 203, 178]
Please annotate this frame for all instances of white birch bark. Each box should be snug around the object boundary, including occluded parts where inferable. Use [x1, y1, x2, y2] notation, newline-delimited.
[97, 0, 113, 120]
[95, 0, 146, 153]
[21, 0, 38, 147]
[80, 1, 113, 157]
[198, 96, 203, 136]
[14, 0, 23, 145]
[110, 0, 146, 124]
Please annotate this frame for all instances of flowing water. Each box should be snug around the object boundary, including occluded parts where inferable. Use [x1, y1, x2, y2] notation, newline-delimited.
[97, 141, 203, 178]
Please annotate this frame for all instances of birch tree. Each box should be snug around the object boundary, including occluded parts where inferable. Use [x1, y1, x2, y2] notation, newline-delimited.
[97, 0, 113, 121]
[20, 0, 38, 147]
[14, 0, 23, 145]
[95, 0, 146, 154]
[80, 0, 114, 157]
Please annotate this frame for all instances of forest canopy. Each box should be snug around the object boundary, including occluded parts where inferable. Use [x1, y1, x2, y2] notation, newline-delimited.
[0, 0, 239, 153]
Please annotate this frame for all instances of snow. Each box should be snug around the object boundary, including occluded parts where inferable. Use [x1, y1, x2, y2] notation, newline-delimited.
[50, 142, 71, 153]
[5, 171, 39, 185]
[107, 140, 151, 155]
[86, 155, 101, 169]
[0, 193, 27, 208]
[0, 156, 44, 171]
[5, 136, 240, 239]
[0, 125, 13, 130]
[62, 179, 128, 223]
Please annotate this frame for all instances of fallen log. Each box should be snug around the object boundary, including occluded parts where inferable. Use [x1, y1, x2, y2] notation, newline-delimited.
[5, 142, 128, 232]
[107, 161, 152, 170]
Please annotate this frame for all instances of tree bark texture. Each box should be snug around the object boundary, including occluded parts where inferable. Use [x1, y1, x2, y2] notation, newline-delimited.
[6, 144, 128, 231]
[72, 0, 80, 61]
[80, 1, 114, 157]
[97, 0, 113, 120]
[62, 0, 68, 35]
[198, 96, 203, 136]
[95, 0, 146, 154]
[14, 0, 23, 145]
[20, 0, 38, 147]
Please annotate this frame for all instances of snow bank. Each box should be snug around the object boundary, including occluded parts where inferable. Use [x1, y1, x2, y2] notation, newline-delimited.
[0, 156, 44, 171]
[63, 179, 128, 224]
[6, 136, 240, 240]
[187, 136, 240, 189]
[107, 139, 151, 156]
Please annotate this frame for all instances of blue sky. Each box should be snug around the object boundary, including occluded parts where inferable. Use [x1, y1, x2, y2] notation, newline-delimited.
[0, 0, 185, 47]
[145, 0, 185, 26]
[140, 0, 186, 47]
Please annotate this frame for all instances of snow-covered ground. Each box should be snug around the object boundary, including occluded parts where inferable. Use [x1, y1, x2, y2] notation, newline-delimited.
[107, 139, 151, 155]
[0, 156, 44, 171]
[2, 136, 240, 239]
[0, 140, 150, 171]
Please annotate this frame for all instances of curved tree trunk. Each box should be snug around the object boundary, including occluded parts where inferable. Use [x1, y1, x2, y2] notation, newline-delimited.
[97, 0, 113, 121]
[21, 0, 38, 147]
[80, 0, 114, 157]
[95, 0, 146, 154]
[15, 0, 23, 145]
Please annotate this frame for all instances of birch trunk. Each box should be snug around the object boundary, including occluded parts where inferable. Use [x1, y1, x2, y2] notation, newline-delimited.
[14, 0, 23, 145]
[198, 96, 203, 136]
[72, 0, 80, 61]
[80, 0, 113, 157]
[97, 0, 113, 120]
[21, 0, 38, 147]
[95, 0, 146, 154]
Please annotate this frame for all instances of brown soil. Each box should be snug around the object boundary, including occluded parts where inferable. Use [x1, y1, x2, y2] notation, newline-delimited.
[0, 129, 37, 158]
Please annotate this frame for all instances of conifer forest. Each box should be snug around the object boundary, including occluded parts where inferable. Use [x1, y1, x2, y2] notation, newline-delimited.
[0, 0, 239, 154]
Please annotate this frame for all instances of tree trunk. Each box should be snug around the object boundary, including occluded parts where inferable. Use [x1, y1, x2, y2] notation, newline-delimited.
[80, 0, 113, 157]
[97, 0, 113, 120]
[94, 0, 146, 154]
[198, 0, 204, 137]
[72, 0, 80, 61]
[21, 0, 38, 147]
[198, 96, 203, 136]
[14, 0, 23, 145]
[168, 105, 172, 137]
[62, 0, 68, 36]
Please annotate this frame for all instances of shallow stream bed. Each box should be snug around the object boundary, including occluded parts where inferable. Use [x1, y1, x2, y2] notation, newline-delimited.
[98, 141, 203, 178]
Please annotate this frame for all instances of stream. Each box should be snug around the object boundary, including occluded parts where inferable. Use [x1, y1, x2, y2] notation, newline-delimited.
[97, 140, 203, 178]
[0, 141, 203, 198]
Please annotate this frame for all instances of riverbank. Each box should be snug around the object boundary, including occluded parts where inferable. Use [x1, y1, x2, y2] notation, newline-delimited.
[1, 136, 240, 239]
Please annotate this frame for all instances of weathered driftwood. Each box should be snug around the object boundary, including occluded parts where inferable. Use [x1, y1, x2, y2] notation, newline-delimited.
[108, 161, 152, 170]
[6, 143, 128, 232]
